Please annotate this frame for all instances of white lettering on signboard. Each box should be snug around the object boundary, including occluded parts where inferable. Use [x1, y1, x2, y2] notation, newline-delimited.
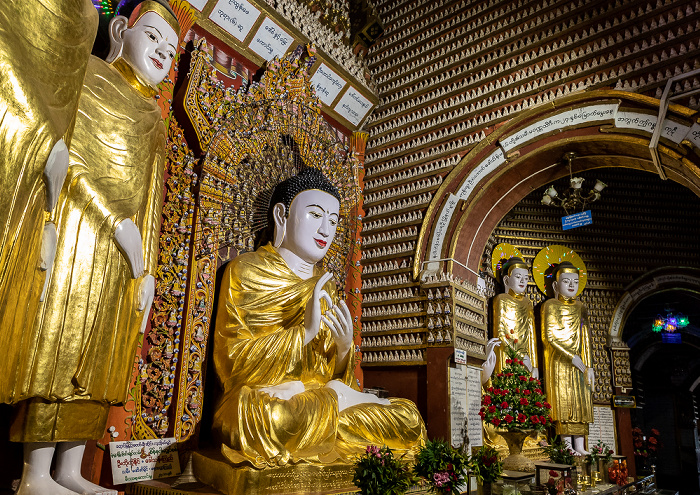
[186, 0, 207, 10]
[467, 365, 484, 448]
[310, 64, 346, 106]
[110, 438, 181, 484]
[249, 17, 293, 61]
[209, 0, 261, 41]
[334, 87, 373, 126]
[500, 103, 618, 152]
[450, 364, 468, 448]
[429, 194, 458, 261]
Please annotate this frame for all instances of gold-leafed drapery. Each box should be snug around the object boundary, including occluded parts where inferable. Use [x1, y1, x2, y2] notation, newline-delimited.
[7, 55, 165, 442]
[0, 0, 98, 401]
[492, 292, 538, 372]
[541, 297, 593, 436]
[213, 244, 425, 468]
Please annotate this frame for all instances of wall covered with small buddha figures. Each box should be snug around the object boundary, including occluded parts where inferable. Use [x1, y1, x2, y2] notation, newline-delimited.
[359, 0, 700, 348]
[359, 0, 700, 421]
[480, 167, 700, 405]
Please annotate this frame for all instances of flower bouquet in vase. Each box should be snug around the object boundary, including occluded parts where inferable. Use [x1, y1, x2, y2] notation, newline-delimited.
[353, 445, 419, 495]
[479, 346, 552, 472]
[470, 445, 504, 495]
[413, 438, 470, 494]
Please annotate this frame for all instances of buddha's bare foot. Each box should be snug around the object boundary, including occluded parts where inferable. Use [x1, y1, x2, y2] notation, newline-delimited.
[325, 380, 391, 412]
[573, 435, 589, 455]
[16, 477, 81, 495]
[54, 441, 118, 495]
[260, 380, 305, 400]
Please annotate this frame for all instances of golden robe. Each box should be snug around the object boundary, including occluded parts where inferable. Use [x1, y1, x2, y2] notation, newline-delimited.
[213, 244, 425, 468]
[8, 56, 165, 442]
[0, 0, 97, 400]
[492, 292, 537, 372]
[541, 297, 593, 436]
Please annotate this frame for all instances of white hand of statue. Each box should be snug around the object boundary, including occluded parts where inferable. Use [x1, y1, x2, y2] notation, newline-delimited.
[481, 337, 501, 385]
[304, 272, 334, 345]
[260, 381, 305, 401]
[322, 299, 353, 359]
[532, 368, 540, 380]
[137, 274, 155, 334]
[114, 219, 145, 278]
[572, 355, 586, 373]
[587, 367, 595, 392]
[43, 138, 69, 212]
[522, 353, 533, 372]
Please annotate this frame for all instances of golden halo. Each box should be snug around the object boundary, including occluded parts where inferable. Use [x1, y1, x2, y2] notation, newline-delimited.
[533, 245, 587, 297]
[491, 243, 524, 278]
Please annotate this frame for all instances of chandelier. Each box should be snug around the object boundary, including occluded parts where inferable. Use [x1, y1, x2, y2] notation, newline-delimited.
[541, 152, 607, 215]
[652, 312, 689, 333]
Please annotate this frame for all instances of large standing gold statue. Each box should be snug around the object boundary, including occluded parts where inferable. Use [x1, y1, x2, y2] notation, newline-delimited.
[211, 168, 425, 473]
[2, 2, 180, 494]
[0, 0, 98, 395]
[482, 245, 538, 384]
[482, 245, 541, 454]
[536, 248, 594, 456]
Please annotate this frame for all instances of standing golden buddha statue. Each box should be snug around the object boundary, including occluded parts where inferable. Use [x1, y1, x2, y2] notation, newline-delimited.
[0, 0, 98, 386]
[197, 168, 426, 494]
[482, 244, 538, 384]
[482, 244, 541, 455]
[535, 246, 594, 455]
[3, 2, 181, 494]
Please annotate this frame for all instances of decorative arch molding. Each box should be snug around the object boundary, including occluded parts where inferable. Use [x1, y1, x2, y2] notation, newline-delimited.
[607, 266, 700, 346]
[413, 90, 700, 282]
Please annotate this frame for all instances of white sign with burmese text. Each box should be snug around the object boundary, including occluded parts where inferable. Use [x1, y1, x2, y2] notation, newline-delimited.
[310, 64, 346, 106]
[249, 17, 293, 61]
[334, 87, 373, 126]
[110, 438, 180, 484]
[209, 0, 261, 41]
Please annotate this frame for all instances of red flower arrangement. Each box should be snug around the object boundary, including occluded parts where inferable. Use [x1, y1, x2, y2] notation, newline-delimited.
[479, 346, 552, 432]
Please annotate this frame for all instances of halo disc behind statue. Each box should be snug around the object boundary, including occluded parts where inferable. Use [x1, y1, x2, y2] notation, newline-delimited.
[533, 245, 587, 297]
[491, 243, 524, 278]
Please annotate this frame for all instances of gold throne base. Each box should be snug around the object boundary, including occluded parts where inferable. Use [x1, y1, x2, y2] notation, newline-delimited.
[191, 450, 358, 495]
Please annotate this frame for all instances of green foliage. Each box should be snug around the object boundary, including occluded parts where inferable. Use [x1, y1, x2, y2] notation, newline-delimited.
[539, 436, 576, 465]
[480, 346, 552, 431]
[353, 445, 419, 495]
[469, 445, 503, 484]
[585, 440, 613, 465]
[414, 439, 470, 494]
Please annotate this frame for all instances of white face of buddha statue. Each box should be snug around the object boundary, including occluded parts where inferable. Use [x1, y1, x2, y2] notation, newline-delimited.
[503, 267, 529, 295]
[553, 272, 579, 299]
[279, 189, 340, 264]
[114, 11, 178, 87]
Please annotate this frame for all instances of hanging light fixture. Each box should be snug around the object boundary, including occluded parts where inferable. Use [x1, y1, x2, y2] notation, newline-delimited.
[652, 312, 689, 333]
[541, 152, 607, 215]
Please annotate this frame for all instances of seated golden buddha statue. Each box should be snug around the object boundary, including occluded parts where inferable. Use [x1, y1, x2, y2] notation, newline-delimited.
[203, 167, 425, 489]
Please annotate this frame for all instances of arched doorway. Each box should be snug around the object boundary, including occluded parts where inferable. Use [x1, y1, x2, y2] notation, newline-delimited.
[411, 90, 700, 476]
[623, 288, 700, 492]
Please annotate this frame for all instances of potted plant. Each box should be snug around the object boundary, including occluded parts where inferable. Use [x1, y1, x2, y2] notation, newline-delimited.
[586, 440, 613, 481]
[469, 445, 503, 495]
[414, 438, 470, 494]
[632, 426, 661, 475]
[353, 445, 419, 495]
[479, 346, 552, 471]
[540, 436, 576, 466]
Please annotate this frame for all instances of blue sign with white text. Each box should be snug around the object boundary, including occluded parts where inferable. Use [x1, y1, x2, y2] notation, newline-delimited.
[562, 210, 592, 230]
